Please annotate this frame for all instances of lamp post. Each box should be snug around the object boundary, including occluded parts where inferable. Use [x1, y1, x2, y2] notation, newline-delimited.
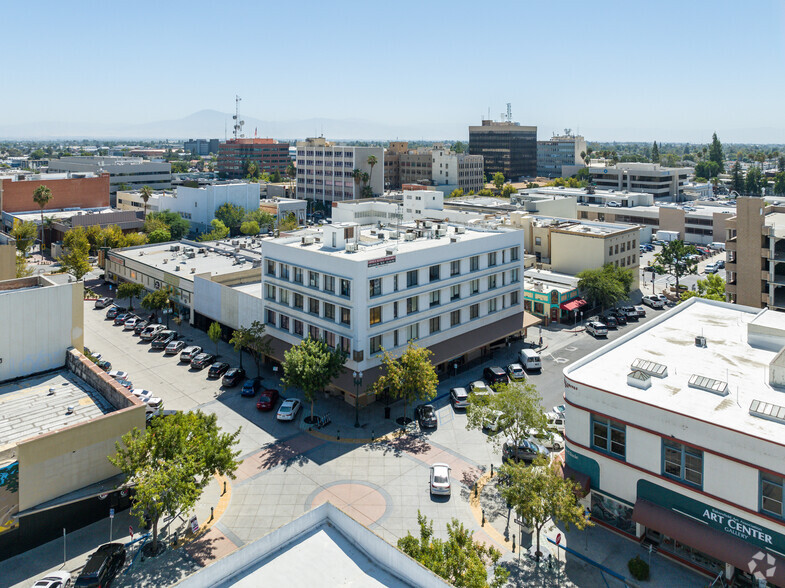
[352, 371, 363, 428]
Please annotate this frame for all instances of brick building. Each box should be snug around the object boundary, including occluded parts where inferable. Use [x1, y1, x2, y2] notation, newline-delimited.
[217, 138, 290, 179]
[0, 172, 110, 213]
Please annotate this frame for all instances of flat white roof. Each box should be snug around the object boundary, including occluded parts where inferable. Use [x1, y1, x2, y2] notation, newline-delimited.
[565, 299, 785, 441]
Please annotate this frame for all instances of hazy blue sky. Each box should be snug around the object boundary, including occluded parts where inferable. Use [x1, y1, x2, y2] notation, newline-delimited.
[3, 0, 784, 142]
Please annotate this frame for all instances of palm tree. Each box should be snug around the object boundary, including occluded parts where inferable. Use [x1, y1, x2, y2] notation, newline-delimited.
[32, 185, 52, 252]
[139, 185, 152, 219]
[367, 155, 378, 190]
[351, 168, 362, 196]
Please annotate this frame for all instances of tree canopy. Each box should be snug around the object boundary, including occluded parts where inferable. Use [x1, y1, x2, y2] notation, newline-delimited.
[282, 336, 347, 420]
[11, 221, 37, 256]
[229, 320, 271, 375]
[117, 282, 145, 310]
[199, 219, 230, 242]
[145, 210, 190, 240]
[141, 288, 171, 313]
[709, 133, 725, 172]
[58, 227, 92, 280]
[746, 165, 763, 195]
[694, 160, 720, 180]
[653, 239, 698, 290]
[576, 264, 633, 311]
[492, 172, 505, 191]
[214, 203, 247, 236]
[466, 382, 547, 451]
[371, 342, 438, 423]
[680, 273, 726, 302]
[731, 162, 745, 193]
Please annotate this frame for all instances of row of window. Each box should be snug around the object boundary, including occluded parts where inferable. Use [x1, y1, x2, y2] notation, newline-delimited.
[265, 309, 351, 353]
[266, 262, 351, 297]
[608, 239, 637, 256]
[265, 285, 352, 324]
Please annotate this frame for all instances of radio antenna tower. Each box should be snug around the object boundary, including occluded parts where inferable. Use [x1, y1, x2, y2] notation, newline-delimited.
[506, 102, 512, 122]
[232, 95, 245, 140]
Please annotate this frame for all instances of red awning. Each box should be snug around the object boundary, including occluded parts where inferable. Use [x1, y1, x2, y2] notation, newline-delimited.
[560, 464, 591, 497]
[560, 298, 587, 312]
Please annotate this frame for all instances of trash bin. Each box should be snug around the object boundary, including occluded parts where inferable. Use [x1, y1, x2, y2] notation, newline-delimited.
[384, 407, 391, 419]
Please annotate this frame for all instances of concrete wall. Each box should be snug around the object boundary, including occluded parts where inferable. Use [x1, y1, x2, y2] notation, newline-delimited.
[0, 243, 14, 281]
[0, 278, 83, 381]
[168, 183, 261, 231]
[735, 198, 767, 308]
[193, 270, 263, 331]
[0, 175, 110, 213]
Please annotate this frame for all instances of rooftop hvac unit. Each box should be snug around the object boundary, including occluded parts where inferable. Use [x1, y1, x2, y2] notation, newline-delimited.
[436, 228, 447, 237]
[170, 245, 180, 251]
[695, 335, 707, 347]
[345, 242, 358, 253]
[301, 236, 315, 245]
[386, 248, 395, 255]
[139, 251, 144, 256]
[231, 240, 239, 246]
[404, 233, 415, 241]
[198, 248, 206, 254]
[450, 236, 459, 243]
[252, 260, 261, 268]
[424, 221, 433, 228]
[456, 226, 466, 234]
[163, 258, 168, 264]
[175, 265, 181, 271]
[190, 267, 196, 273]
[388, 231, 398, 239]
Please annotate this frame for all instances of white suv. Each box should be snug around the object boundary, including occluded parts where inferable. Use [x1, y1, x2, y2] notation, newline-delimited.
[586, 321, 608, 338]
[641, 295, 664, 309]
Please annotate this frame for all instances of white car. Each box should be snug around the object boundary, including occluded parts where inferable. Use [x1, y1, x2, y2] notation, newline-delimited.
[141, 396, 163, 410]
[641, 295, 664, 309]
[450, 387, 470, 409]
[140, 324, 165, 340]
[180, 346, 202, 363]
[552, 404, 566, 417]
[546, 411, 565, 434]
[277, 398, 302, 421]
[131, 389, 153, 400]
[108, 370, 130, 381]
[506, 363, 526, 381]
[606, 201, 621, 207]
[482, 409, 505, 432]
[429, 463, 451, 496]
[123, 316, 139, 330]
[527, 428, 565, 451]
[469, 380, 492, 396]
[586, 321, 608, 338]
[32, 571, 71, 588]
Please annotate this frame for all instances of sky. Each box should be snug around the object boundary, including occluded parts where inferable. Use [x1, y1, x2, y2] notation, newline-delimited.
[2, 0, 785, 143]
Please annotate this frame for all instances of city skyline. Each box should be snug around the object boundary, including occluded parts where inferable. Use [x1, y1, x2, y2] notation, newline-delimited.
[2, 0, 784, 143]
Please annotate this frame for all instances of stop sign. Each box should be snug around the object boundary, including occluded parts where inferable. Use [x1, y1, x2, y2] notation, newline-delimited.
[556, 533, 562, 545]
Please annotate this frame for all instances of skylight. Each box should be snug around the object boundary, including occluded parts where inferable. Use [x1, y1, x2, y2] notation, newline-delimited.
[750, 399, 785, 424]
[630, 358, 668, 378]
[688, 374, 728, 396]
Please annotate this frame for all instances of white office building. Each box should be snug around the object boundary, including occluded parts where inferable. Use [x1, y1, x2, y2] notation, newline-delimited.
[432, 149, 484, 194]
[259, 221, 528, 402]
[537, 133, 587, 178]
[48, 156, 171, 197]
[563, 298, 785, 585]
[588, 160, 691, 198]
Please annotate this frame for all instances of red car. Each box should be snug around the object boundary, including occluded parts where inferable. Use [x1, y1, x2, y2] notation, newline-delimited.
[256, 389, 279, 411]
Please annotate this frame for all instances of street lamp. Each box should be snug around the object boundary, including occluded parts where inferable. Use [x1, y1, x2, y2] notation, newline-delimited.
[352, 371, 363, 428]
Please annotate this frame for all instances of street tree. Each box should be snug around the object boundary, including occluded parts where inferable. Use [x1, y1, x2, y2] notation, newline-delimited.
[680, 273, 726, 302]
[32, 185, 52, 251]
[198, 219, 230, 242]
[746, 166, 762, 195]
[278, 212, 298, 231]
[367, 155, 378, 186]
[141, 288, 171, 317]
[576, 264, 632, 311]
[371, 341, 438, 424]
[731, 161, 745, 193]
[498, 455, 591, 559]
[397, 511, 508, 588]
[465, 382, 548, 451]
[709, 132, 725, 172]
[240, 220, 260, 235]
[244, 209, 274, 230]
[146, 211, 190, 239]
[501, 184, 517, 198]
[694, 161, 720, 180]
[15, 254, 33, 277]
[492, 172, 505, 191]
[654, 239, 699, 291]
[11, 221, 38, 256]
[58, 227, 92, 280]
[214, 203, 246, 236]
[117, 282, 145, 310]
[775, 172, 785, 196]
[229, 320, 271, 375]
[282, 336, 347, 421]
[208, 321, 222, 356]
[108, 410, 240, 555]
[139, 185, 153, 219]
[651, 141, 660, 163]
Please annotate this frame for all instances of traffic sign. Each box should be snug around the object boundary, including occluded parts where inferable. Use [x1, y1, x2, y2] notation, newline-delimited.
[556, 533, 562, 545]
[129, 526, 134, 540]
[189, 515, 199, 534]
[109, 508, 115, 519]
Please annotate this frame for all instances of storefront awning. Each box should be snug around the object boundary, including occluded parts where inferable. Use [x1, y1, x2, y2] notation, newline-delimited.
[560, 464, 590, 497]
[560, 298, 587, 312]
[632, 499, 785, 586]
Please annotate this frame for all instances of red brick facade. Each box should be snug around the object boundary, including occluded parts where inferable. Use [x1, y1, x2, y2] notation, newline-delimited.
[217, 138, 290, 179]
[0, 174, 111, 213]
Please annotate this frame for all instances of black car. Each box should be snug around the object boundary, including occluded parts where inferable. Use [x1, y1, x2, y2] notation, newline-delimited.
[483, 366, 509, 387]
[208, 362, 230, 379]
[608, 309, 627, 325]
[241, 377, 262, 397]
[74, 542, 125, 588]
[150, 330, 178, 349]
[191, 352, 216, 370]
[105, 306, 127, 319]
[415, 404, 438, 429]
[222, 367, 246, 387]
[96, 359, 112, 372]
[133, 319, 149, 335]
[600, 314, 618, 328]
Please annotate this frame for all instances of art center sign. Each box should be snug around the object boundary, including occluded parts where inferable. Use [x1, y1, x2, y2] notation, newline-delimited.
[702, 506, 773, 546]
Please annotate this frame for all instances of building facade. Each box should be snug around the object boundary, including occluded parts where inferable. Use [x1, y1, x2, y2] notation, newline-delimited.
[588, 161, 691, 198]
[536, 133, 587, 178]
[383, 141, 409, 189]
[184, 138, 220, 156]
[217, 138, 290, 179]
[47, 156, 171, 198]
[0, 172, 110, 213]
[432, 149, 484, 194]
[469, 120, 537, 180]
[564, 299, 785, 586]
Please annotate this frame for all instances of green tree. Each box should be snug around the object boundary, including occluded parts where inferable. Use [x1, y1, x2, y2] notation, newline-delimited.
[278, 212, 298, 231]
[708, 133, 725, 172]
[778, 155, 785, 173]
[492, 172, 505, 191]
[654, 239, 699, 291]
[214, 203, 246, 236]
[731, 161, 745, 193]
[15, 254, 33, 278]
[367, 155, 378, 188]
[141, 288, 171, 315]
[286, 162, 296, 178]
[680, 273, 726, 302]
[576, 264, 632, 311]
[651, 141, 660, 164]
[466, 382, 547, 450]
[244, 160, 259, 179]
[58, 227, 92, 280]
[244, 209, 274, 230]
[139, 185, 153, 219]
[500, 184, 516, 198]
[170, 161, 189, 174]
[746, 166, 762, 195]
[694, 161, 720, 180]
[147, 228, 172, 243]
[448, 188, 464, 199]
[108, 410, 240, 554]
[477, 189, 494, 197]
[351, 168, 363, 194]
[397, 511, 508, 588]
[145, 211, 190, 240]
[371, 342, 438, 424]
[774, 172, 785, 196]
[11, 221, 38, 256]
[199, 219, 230, 242]
[208, 321, 222, 356]
[452, 141, 466, 154]
[117, 282, 145, 310]
[240, 220, 260, 235]
[118, 232, 149, 248]
[32, 185, 52, 251]
[498, 455, 591, 558]
[270, 170, 282, 183]
[229, 321, 271, 375]
[282, 336, 347, 420]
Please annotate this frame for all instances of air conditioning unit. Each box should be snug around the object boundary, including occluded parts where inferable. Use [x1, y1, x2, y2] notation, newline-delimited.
[424, 221, 433, 228]
[345, 242, 358, 253]
[404, 233, 415, 241]
[163, 259, 168, 264]
[175, 265, 181, 271]
[456, 226, 466, 234]
[695, 335, 707, 347]
[450, 236, 459, 243]
[301, 236, 315, 245]
[386, 248, 395, 255]
[436, 228, 447, 237]
[190, 267, 196, 273]
[231, 240, 239, 246]
[388, 231, 398, 239]
[139, 251, 144, 256]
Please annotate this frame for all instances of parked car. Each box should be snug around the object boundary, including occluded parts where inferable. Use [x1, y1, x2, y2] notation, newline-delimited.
[415, 404, 438, 429]
[704, 262, 719, 274]
[641, 295, 665, 309]
[506, 363, 526, 381]
[468, 380, 492, 397]
[105, 306, 127, 319]
[552, 404, 566, 417]
[190, 353, 216, 370]
[74, 543, 125, 588]
[606, 200, 621, 207]
[123, 316, 140, 330]
[634, 305, 647, 317]
[113, 313, 131, 326]
[108, 370, 130, 381]
[482, 409, 506, 432]
[450, 387, 469, 409]
[96, 359, 112, 372]
[94, 297, 112, 309]
[586, 321, 608, 338]
[151, 330, 178, 349]
[527, 428, 565, 451]
[241, 377, 262, 397]
[276, 398, 302, 421]
[519, 348, 542, 371]
[140, 324, 165, 340]
[133, 320, 149, 335]
[619, 306, 640, 320]
[32, 571, 71, 588]
[256, 388, 279, 411]
[600, 314, 618, 328]
[429, 463, 451, 496]
[716, 260, 725, 269]
[208, 362, 230, 379]
[83, 346, 101, 360]
[546, 411, 566, 433]
[116, 379, 133, 390]
[483, 366, 509, 387]
[608, 309, 628, 325]
[165, 340, 185, 355]
[131, 389, 154, 401]
[502, 437, 548, 463]
[222, 367, 246, 387]
[653, 294, 669, 305]
[180, 346, 202, 362]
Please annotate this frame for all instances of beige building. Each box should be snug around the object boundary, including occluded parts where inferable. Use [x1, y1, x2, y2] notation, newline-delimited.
[510, 213, 641, 289]
[0, 232, 15, 281]
[725, 197, 785, 309]
[588, 160, 691, 198]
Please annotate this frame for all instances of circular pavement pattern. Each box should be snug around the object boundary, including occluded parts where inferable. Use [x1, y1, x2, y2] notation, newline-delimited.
[309, 482, 387, 527]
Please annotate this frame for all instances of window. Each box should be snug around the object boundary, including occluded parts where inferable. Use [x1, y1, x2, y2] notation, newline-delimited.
[429, 316, 440, 334]
[323, 331, 336, 348]
[488, 298, 497, 313]
[592, 416, 626, 459]
[451, 310, 461, 326]
[266, 309, 276, 325]
[511, 268, 520, 283]
[608, 246, 613, 256]
[488, 274, 497, 290]
[309, 325, 319, 339]
[323, 275, 335, 293]
[369, 278, 382, 297]
[266, 260, 276, 276]
[470, 256, 479, 271]
[393, 329, 399, 347]
[429, 265, 440, 282]
[430, 290, 440, 307]
[407, 323, 419, 341]
[369, 306, 382, 325]
[294, 320, 303, 336]
[370, 335, 382, 354]
[340, 279, 351, 297]
[535, 237, 542, 246]
[451, 260, 461, 276]
[265, 284, 276, 301]
[407, 270, 419, 287]
[762, 473, 785, 518]
[470, 279, 480, 295]
[393, 301, 398, 318]
[451, 285, 460, 301]
[309, 271, 320, 288]
[309, 298, 320, 314]
[294, 267, 303, 283]
[340, 336, 351, 353]
[393, 274, 399, 291]
[324, 302, 335, 321]
[279, 315, 289, 330]
[663, 440, 703, 487]
[510, 290, 519, 305]
[488, 252, 497, 267]
[470, 304, 479, 319]
[294, 293, 304, 309]
[340, 307, 351, 325]
[510, 246, 520, 261]
[407, 296, 419, 314]
[615, 244, 619, 254]
[279, 289, 289, 305]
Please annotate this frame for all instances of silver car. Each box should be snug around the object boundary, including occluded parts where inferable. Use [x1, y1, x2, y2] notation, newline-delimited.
[430, 463, 451, 496]
[450, 387, 469, 409]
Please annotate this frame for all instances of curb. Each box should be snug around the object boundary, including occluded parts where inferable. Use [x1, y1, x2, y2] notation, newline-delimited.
[470, 471, 513, 552]
[304, 423, 410, 444]
[170, 472, 232, 549]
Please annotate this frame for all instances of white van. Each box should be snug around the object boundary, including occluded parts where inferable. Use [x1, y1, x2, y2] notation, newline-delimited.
[519, 348, 542, 372]
[708, 242, 725, 251]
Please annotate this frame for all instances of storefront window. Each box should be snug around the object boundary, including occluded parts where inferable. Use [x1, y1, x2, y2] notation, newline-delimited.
[590, 492, 635, 535]
[658, 535, 724, 576]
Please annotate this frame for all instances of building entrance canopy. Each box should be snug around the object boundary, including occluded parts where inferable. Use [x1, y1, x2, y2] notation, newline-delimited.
[560, 298, 587, 312]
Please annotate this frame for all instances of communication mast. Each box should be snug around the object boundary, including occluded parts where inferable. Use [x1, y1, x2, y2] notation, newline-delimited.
[506, 102, 512, 123]
[232, 95, 245, 139]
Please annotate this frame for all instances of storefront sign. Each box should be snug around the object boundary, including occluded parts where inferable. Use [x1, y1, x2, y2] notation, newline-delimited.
[701, 507, 773, 545]
[368, 255, 396, 268]
[108, 254, 124, 266]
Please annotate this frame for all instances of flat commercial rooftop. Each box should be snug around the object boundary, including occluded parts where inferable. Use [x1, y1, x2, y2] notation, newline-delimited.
[566, 299, 785, 441]
[0, 371, 115, 448]
[232, 282, 262, 298]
